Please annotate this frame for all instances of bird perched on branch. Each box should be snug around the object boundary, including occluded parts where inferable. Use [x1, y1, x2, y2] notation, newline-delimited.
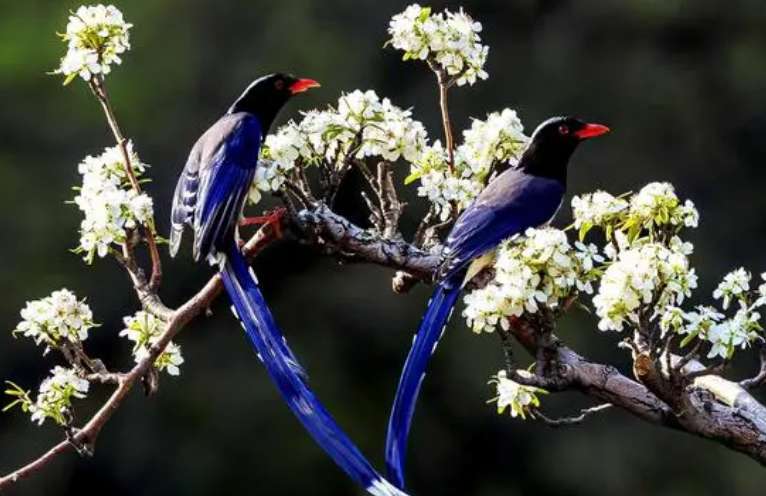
[170, 73, 408, 496]
[385, 116, 610, 489]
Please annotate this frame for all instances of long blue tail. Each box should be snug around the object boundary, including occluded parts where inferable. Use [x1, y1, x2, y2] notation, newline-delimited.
[385, 280, 462, 489]
[220, 241, 408, 496]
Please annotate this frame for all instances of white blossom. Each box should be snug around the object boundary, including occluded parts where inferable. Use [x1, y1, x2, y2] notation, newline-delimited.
[713, 268, 750, 310]
[73, 142, 153, 263]
[706, 308, 761, 360]
[29, 367, 90, 426]
[255, 90, 427, 204]
[593, 242, 697, 332]
[13, 289, 96, 351]
[488, 370, 546, 419]
[628, 182, 699, 230]
[388, 5, 489, 86]
[408, 109, 528, 219]
[54, 5, 132, 83]
[120, 311, 184, 376]
[414, 145, 484, 220]
[571, 191, 629, 231]
[458, 109, 528, 175]
[463, 228, 600, 333]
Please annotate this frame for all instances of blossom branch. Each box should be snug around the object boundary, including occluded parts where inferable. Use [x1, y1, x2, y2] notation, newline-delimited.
[0, 223, 278, 491]
[89, 76, 163, 291]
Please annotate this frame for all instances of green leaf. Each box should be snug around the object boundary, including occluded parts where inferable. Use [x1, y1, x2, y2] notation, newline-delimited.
[679, 331, 698, 348]
[578, 222, 592, 242]
[417, 7, 432, 22]
[2, 399, 22, 412]
[404, 170, 423, 185]
[62, 73, 78, 86]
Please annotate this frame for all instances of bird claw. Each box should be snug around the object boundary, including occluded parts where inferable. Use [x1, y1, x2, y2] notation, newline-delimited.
[240, 207, 288, 238]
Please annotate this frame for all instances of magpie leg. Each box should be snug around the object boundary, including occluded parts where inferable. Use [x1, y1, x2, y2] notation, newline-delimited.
[240, 207, 287, 238]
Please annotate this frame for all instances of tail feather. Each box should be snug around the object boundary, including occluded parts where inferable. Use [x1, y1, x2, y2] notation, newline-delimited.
[385, 280, 462, 489]
[220, 241, 407, 496]
[169, 224, 184, 258]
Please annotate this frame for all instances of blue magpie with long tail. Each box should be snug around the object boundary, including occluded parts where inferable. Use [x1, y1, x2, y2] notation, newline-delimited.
[170, 74, 409, 496]
[385, 116, 610, 489]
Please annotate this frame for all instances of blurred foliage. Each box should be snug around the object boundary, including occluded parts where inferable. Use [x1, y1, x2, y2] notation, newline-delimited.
[1, 0, 766, 495]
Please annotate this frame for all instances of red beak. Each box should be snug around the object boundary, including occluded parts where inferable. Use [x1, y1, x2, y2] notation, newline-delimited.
[289, 78, 320, 95]
[574, 123, 610, 139]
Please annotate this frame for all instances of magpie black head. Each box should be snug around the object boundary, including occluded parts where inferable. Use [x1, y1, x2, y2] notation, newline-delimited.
[518, 116, 609, 182]
[228, 73, 320, 133]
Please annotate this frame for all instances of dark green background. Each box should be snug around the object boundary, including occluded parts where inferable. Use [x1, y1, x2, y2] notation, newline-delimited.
[1, 1, 766, 495]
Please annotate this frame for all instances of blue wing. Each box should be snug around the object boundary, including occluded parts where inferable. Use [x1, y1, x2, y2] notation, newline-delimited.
[440, 170, 565, 281]
[169, 113, 263, 261]
[385, 169, 566, 488]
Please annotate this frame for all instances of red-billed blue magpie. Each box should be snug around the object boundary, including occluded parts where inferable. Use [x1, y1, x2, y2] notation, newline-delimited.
[385, 116, 610, 489]
[170, 74, 409, 496]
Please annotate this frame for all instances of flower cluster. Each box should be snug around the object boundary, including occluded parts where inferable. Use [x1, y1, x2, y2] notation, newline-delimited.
[627, 182, 699, 231]
[388, 4, 489, 86]
[5, 367, 90, 426]
[408, 109, 528, 220]
[593, 239, 697, 332]
[13, 289, 96, 352]
[572, 184, 764, 361]
[713, 268, 751, 310]
[488, 370, 546, 419]
[572, 182, 699, 243]
[463, 228, 602, 333]
[120, 311, 184, 376]
[410, 141, 482, 219]
[73, 142, 154, 263]
[571, 191, 629, 235]
[54, 4, 132, 84]
[253, 90, 427, 203]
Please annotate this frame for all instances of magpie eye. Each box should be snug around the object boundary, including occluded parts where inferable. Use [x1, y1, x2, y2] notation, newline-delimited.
[558, 124, 569, 136]
[274, 80, 285, 91]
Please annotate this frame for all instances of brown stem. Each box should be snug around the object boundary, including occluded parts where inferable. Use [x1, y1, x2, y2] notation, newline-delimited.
[437, 71, 455, 172]
[90, 77, 163, 291]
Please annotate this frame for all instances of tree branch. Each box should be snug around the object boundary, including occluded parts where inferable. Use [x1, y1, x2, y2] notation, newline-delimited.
[0, 224, 278, 491]
[6, 202, 766, 490]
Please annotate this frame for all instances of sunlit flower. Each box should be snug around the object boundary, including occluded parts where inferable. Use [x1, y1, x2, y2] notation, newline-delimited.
[463, 228, 601, 333]
[488, 370, 546, 419]
[120, 311, 184, 376]
[73, 142, 153, 263]
[407, 109, 528, 219]
[593, 242, 696, 332]
[706, 308, 761, 360]
[571, 191, 629, 233]
[388, 5, 489, 86]
[256, 90, 427, 204]
[713, 268, 750, 310]
[13, 289, 96, 352]
[53, 4, 132, 83]
[26, 367, 90, 426]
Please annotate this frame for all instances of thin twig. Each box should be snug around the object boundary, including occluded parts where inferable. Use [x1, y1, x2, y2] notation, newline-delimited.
[741, 345, 766, 389]
[90, 76, 163, 291]
[533, 403, 613, 428]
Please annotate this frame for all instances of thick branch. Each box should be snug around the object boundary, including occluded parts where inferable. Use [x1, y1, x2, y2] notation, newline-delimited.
[296, 204, 441, 280]
[508, 318, 766, 465]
